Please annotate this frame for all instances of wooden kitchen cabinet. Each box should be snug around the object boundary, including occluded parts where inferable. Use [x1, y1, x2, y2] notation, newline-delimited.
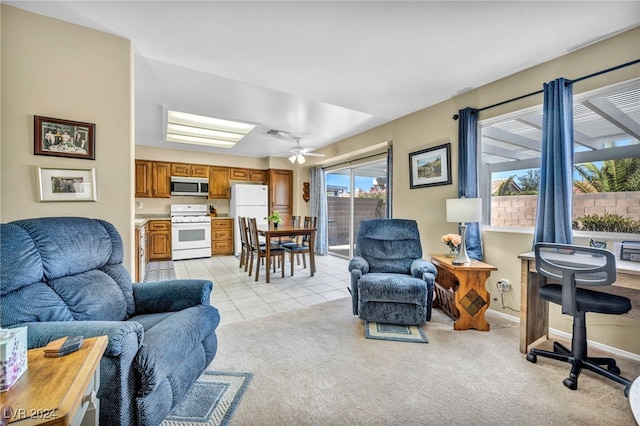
[135, 160, 152, 198]
[148, 220, 172, 261]
[136, 160, 170, 198]
[209, 166, 230, 199]
[230, 168, 267, 182]
[171, 162, 209, 178]
[268, 169, 293, 225]
[152, 162, 171, 198]
[211, 219, 234, 255]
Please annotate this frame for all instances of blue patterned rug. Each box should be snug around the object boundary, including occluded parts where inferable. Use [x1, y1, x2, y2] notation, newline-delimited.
[364, 321, 428, 343]
[161, 371, 253, 426]
[144, 261, 176, 282]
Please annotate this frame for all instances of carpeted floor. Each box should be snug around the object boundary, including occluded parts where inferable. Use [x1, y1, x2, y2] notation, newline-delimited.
[209, 297, 639, 425]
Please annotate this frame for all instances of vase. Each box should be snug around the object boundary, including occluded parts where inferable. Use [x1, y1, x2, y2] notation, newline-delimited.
[445, 246, 458, 258]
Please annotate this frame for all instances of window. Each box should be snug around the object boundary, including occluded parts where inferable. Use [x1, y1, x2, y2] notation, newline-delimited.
[480, 78, 640, 233]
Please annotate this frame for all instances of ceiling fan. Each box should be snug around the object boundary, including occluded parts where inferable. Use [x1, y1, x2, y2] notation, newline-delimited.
[279, 137, 325, 164]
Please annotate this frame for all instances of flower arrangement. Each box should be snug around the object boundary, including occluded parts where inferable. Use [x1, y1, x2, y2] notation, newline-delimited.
[441, 233, 462, 257]
[265, 211, 283, 225]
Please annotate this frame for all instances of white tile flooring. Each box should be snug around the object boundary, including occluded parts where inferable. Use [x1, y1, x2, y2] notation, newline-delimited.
[174, 254, 351, 326]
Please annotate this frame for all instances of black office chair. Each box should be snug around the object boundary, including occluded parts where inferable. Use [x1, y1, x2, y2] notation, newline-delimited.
[526, 243, 633, 396]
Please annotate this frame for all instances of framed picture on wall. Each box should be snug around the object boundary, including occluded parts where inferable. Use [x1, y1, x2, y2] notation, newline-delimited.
[409, 142, 452, 189]
[34, 116, 95, 160]
[37, 166, 97, 202]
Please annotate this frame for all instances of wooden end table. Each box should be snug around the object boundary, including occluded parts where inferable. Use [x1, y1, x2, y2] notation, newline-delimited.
[1, 335, 108, 425]
[429, 254, 497, 331]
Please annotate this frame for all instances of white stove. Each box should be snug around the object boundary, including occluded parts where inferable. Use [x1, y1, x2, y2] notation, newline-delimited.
[170, 204, 211, 260]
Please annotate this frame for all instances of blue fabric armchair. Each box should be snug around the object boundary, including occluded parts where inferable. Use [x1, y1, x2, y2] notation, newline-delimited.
[348, 219, 437, 325]
[0, 217, 220, 426]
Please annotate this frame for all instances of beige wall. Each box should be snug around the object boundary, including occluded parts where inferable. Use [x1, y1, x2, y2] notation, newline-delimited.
[302, 27, 640, 354]
[1, 6, 134, 268]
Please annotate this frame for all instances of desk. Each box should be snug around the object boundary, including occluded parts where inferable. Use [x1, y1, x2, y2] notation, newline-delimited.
[518, 251, 640, 353]
[1, 335, 107, 425]
[257, 224, 316, 283]
[429, 254, 497, 331]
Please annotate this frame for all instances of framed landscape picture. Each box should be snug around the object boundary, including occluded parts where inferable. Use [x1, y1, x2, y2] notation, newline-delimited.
[409, 142, 452, 189]
[37, 166, 97, 202]
[34, 116, 95, 160]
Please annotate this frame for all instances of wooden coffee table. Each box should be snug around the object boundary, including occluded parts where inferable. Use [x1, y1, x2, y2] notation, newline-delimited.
[1, 335, 107, 425]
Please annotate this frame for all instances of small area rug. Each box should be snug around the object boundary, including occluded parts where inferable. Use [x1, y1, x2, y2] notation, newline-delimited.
[161, 370, 253, 426]
[364, 321, 428, 343]
[144, 261, 176, 282]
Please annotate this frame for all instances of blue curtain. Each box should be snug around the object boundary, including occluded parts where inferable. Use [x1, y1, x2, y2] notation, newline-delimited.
[457, 108, 483, 261]
[309, 167, 328, 255]
[533, 78, 574, 245]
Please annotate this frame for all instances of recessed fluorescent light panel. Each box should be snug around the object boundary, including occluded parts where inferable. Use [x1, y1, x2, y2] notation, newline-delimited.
[166, 110, 256, 149]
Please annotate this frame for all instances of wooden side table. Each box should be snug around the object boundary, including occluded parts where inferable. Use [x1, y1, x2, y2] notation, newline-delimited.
[1, 335, 108, 425]
[429, 254, 497, 331]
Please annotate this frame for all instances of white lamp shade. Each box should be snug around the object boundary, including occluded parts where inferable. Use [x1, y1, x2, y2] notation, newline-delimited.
[446, 198, 482, 223]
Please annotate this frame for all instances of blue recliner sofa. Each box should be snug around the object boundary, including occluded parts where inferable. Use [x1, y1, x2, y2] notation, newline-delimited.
[349, 218, 437, 325]
[0, 217, 220, 426]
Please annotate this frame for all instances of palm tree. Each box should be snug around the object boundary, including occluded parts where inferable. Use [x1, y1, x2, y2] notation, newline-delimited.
[574, 157, 640, 192]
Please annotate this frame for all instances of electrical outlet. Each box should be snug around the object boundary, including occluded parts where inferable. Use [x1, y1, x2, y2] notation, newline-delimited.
[498, 279, 511, 291]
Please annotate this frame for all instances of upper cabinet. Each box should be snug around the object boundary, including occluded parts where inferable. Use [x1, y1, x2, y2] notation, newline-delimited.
[230, 167, 267, 183]
[268, 169, 293, 224]
[135, 160, 170, 198]
[209, 166, 230, 199]
[136, 159, 280, 201]
[171, 163, 209, 178]
[135, 160, 152, 198]
[152, 162, 171, 198]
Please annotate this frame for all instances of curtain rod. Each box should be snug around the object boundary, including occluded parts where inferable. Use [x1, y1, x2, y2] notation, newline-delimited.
[452, 58, 640, 120]
[321, 152, 387, 170]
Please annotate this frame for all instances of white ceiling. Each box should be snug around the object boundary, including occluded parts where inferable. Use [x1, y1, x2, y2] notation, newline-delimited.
[6, 1, 639, 159]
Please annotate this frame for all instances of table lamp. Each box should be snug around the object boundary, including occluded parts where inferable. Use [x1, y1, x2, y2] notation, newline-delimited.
[446, 197, 482, 265]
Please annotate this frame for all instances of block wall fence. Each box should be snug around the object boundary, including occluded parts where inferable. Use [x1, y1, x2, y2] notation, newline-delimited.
[491, 191, 640, 228]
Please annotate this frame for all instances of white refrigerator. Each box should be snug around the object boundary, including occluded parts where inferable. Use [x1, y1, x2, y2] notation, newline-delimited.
[230, 184, 269, 256]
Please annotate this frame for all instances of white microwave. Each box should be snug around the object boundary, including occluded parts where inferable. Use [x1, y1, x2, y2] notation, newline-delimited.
[170, 176, 209, 196]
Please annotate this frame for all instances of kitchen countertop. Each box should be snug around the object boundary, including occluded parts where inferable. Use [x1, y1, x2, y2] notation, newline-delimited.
[135, 215, 231, 228]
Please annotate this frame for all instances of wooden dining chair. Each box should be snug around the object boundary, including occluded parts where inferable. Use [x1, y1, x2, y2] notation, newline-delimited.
[279, 215, 301, 263]
[238, 216, 249, 271]
[283, 216, 316, 276]
[247, 217, 285, 281]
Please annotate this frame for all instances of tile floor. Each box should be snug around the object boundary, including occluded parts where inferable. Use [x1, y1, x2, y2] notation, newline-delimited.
[174, 254, 351, 326]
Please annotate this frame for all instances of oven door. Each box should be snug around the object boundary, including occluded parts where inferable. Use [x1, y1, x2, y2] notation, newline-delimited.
[171, 222, 211, 251]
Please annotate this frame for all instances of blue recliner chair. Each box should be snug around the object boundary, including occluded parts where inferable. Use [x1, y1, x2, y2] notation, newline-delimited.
[348, 218, 437, 325]
[0, 217, 220, 426]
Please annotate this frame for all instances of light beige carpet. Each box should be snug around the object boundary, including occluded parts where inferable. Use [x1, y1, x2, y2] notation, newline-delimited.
[210, 297, 638, 425]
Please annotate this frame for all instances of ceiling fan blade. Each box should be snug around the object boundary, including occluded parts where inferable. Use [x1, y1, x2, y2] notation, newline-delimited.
[303, 152, 325, 157]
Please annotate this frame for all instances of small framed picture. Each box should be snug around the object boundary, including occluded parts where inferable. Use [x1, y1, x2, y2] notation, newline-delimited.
[34, 116, 95, 160]
[409, 142, 452, 189]
[37, 166, 97, 202]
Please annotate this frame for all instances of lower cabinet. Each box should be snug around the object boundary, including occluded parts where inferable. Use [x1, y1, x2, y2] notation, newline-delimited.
[148, 220, 172, 261]
[211, 218, 233, 255]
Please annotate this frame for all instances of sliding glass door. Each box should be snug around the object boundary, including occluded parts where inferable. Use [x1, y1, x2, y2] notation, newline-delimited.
[326, 159, 388, 259]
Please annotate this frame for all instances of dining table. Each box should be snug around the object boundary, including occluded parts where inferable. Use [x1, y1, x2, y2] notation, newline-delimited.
[257, 223, 316, 283]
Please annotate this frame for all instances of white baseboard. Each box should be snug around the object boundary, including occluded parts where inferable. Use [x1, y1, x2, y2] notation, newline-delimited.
[486, 308, 640, 362]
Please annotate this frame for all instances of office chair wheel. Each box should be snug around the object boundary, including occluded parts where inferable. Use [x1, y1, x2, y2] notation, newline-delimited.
[563, 376, 578, 390]
[526, 353, 537, 363]
[624, 386, 630, 398]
